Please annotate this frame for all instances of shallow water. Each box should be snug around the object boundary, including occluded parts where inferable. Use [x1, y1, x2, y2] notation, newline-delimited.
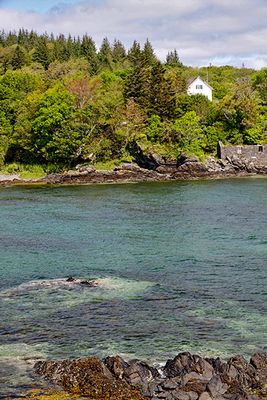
[0, 179, 267, 396]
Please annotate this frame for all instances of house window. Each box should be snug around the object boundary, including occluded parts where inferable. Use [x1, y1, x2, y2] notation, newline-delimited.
[196, 85, 203, 89]
[258, 145, 263, 152]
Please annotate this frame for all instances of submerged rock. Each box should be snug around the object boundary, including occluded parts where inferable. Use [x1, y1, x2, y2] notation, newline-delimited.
[65, 277, 98, 287]
[34, 352, 267, 400]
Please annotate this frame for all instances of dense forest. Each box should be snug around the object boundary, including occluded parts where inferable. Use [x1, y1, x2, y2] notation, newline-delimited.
[0, 29, 267, 175]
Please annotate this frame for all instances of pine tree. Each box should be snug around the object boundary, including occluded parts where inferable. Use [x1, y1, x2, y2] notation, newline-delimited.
[149, 62, 176, 118]
[98, 37, 113, 70]
[32, 36, 50, 69]
[53, 34, 70, 62]
[142, 39, 158, 66]
[81, 35, 99, 74]
[166, 49, 183, 67]
[112, 39, 126, 64]
[125, 60, 151, 111]
[128, 40, 142, 67]
[11, 45, 26, 69]
[5, 31, 17, 46]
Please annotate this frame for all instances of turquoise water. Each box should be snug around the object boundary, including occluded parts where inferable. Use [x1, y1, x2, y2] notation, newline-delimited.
[0, 179, 267, 396]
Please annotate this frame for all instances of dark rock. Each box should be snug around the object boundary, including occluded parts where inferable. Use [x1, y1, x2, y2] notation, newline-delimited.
[184, 381, 207, 395]
[104, 355, 160, 396]
[104, 355, 130, 378]
[250, 353, 267, 370]
[172, 389, 191, 400]
[164, 353, 213, 383]
[207, 375, 228, 397]
[177, 161, 208, 175]
[162, 379, 179, 390]
[177, 154, 199, 167]
[34, 356, 146, 400]
[80, 280, 95, 286]
[66, 277, 75, 282]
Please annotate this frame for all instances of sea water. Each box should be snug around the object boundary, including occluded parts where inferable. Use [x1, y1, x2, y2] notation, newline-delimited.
[0, 179, 266, 396]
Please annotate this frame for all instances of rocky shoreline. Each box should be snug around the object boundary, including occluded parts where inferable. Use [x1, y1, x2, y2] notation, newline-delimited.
[32, 351, 267, 400]
[1, 155, 267, 187]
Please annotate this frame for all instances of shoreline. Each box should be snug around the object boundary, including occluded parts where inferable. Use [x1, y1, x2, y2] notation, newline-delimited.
[28, 351, 267, 399]
[1, 163, 267, 187]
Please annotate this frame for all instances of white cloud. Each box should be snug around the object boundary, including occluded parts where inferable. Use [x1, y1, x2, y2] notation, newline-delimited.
[0, 0, 267, 69]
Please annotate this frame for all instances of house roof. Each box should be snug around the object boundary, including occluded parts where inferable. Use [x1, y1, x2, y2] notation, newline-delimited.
[188, 76, 213, 90]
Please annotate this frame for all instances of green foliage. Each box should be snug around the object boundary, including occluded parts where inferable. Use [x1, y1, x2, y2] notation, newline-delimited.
[146, 114, 164, 142]
[252, 68, 267, 104]
[173, 111, 204, 155]
[32, 85, 75, 162]
[243, 115, 267, 144]
[0, 29, 265, 171]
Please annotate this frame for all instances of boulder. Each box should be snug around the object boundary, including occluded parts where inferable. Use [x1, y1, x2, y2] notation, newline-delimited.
[104, 356, 160, 396]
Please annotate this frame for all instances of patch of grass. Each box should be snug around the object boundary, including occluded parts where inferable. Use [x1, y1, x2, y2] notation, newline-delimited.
[0, 163, 46, 179]
[95, 159, 121, 170]
[95, 156, 134, 171]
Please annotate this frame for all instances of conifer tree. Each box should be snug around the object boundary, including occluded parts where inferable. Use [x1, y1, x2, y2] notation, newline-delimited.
[112, 39, 126, 64]
[32, 36, 50, 69]
[128, 40, 142, 67]
[142, 38, 158, 66]
[98, 37, 113, 70]
[5, 31, 17, 46]
[126, 60, 151, 111]
[149, 62, 176, 118]
[81, 35, 99, 74]
[11, 45, 26, 69]
[53, 34, 70, 62]
[166, 49, 183, 67]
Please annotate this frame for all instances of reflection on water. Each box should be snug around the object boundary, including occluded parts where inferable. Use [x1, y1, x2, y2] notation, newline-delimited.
[0, 179, 267, 396]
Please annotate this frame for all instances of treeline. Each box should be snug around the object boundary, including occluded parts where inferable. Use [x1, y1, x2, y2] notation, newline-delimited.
[0, 29, 267, 171]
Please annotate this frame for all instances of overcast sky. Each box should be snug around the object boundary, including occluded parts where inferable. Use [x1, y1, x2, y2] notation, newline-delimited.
[0, 0, 267, 69]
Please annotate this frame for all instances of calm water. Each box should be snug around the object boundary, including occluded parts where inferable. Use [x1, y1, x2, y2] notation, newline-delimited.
[0, 179, 267, 397]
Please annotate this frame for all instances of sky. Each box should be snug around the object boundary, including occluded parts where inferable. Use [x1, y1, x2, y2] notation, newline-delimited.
[0, 0, 267, 69]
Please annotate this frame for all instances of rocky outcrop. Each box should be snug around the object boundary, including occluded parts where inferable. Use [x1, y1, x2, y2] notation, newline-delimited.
[34, 352, 267, 400]
[1, 153, 267, 187]
[34, 356, 146, 399]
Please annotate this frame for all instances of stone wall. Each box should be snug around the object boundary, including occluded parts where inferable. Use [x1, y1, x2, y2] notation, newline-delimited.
[218, 142, 267, 164]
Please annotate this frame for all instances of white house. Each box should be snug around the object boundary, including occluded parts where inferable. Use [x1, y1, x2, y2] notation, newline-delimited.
[187, 76, 213, 101]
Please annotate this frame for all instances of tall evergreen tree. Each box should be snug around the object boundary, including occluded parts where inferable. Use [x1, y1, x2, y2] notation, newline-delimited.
[53, 34, 70, 62]
[5, 31, 17, 46]
[128, 40, 142, 67]
[166, 49, 183, 67]
[98, 37, 113, 70]
[32, 36, 50, 69]
[126, 60, 151, 111]
[81, 35, 99, 74]
[142, 39, 158, 66]
[149, 62, 176, 118]
[112, 39, 126, 65]
[11, 45, 27, 69]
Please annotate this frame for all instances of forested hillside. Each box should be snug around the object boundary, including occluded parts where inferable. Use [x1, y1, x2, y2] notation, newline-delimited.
[0, 29, 267, 174]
